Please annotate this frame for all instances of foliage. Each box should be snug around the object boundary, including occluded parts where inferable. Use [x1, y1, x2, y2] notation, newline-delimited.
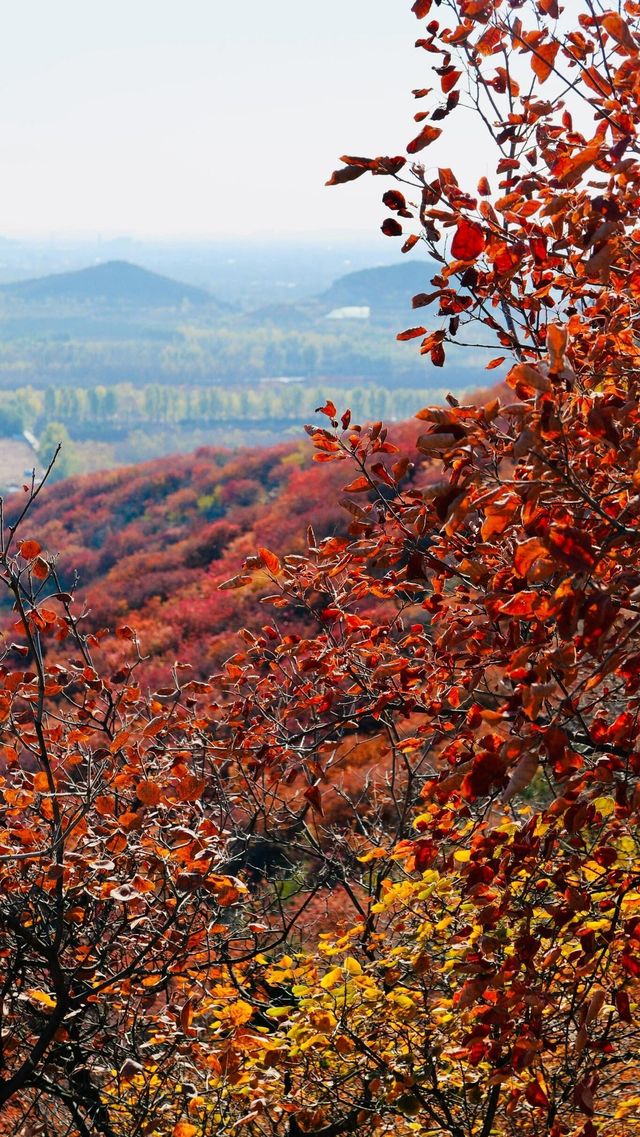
[0, 380, 454, 436]
[38, 422, 81, 482]
[1, 0, 640, 1135]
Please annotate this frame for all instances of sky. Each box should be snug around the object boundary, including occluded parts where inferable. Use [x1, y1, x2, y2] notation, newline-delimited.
[0, 0, 487, 240]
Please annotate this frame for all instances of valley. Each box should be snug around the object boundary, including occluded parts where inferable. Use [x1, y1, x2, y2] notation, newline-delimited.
[0, 249, 487, 484]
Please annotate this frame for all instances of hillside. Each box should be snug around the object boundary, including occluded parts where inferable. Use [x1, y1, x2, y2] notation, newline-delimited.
[0, 259, 214, 308]
[1, 418, 431, 686]
[319, 260, 435, 317]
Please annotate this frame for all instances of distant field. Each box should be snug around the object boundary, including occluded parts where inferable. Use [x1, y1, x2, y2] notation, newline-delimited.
[0, 437, 41, 493]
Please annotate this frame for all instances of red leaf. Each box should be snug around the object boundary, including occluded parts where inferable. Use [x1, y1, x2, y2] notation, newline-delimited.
[486, 356, 506, 370]
[499, 591, 538, 617]
[411, 0, 432, 16]
[370, 463, 395, 487]
[382, 189, 407, 211]
[431, 342, 446, 367]
[412, 291, 440, 308]
[451, 219, 485, 260]
[18, 539, 42, 560]
[615, 989, 632, 1023]
[406, 124, 442, 154]
[316, 399, 337, 419]
[573, 1081, 595, 1117]
[304, 784, 324, 815]
[441, 70, 461, 94]
[397, 326, 427, 341]
[525, 1081, 550, 1109]
[32, 557, 50, 580]
[381, 218, 403, 236]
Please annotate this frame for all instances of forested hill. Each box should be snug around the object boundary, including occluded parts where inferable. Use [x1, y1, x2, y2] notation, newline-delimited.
[0, 260, 215, 308]
[319, 261, 434, 315]
[2, 418, 431, 685]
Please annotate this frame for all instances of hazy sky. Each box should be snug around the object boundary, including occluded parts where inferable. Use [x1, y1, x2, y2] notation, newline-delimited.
[0, 0, 487, 240]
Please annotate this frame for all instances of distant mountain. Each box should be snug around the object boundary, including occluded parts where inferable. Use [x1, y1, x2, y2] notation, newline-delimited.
[0, 260, 215, 308]
[247, 260, 439, 331]
[319, 261, 436, 316]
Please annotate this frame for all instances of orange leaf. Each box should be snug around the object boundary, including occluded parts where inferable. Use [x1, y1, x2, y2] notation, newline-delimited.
[506, 362, 551, 395]
[529, 40, 559, 82]
[602, 13, 638, 54]
[402, 234, 420, 253]
[258, 547, 280, 574]
[95, 795, 115, 816]
[499, 591, 538, 617]
[397, 326, 427, 341]
[547, 324, 567, 374]
[136, 780, 162, 807]
[342, 476, 370, 493]
[514, 537, 548, 579]
[173, 1125, 198, 1137]
[481, 494, 519, 539]
[486, 356, 506, 370]
[175, 775, 205, 802]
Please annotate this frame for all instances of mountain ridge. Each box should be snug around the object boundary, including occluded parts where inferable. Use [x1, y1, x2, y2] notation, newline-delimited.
[319, 260, 435, 313]
[0, 259, 215, 308]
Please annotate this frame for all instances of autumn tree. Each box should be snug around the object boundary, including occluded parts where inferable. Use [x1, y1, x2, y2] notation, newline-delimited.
[0, 468, 341, 1136]
[197, 0, 640, 1134]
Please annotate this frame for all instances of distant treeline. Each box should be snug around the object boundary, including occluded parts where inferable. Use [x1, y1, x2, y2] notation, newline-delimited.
[0, 324, 471, 389]
[0, 382, 458, 439]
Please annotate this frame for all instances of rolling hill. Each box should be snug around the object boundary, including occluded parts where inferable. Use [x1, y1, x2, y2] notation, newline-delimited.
[319, 260, 436, 317]
[1, 418, 431, 686]
[0, 259, 215, 308]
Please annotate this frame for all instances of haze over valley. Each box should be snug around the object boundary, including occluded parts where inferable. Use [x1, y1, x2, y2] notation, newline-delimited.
[0, 239, 486, 487]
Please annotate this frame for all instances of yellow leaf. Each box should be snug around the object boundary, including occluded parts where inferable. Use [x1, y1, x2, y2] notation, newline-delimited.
[344, 957, 363, 976]
[357, 848, 388, 863]
[28, 989, 56, 1009]
[319, 967, 344, 990]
